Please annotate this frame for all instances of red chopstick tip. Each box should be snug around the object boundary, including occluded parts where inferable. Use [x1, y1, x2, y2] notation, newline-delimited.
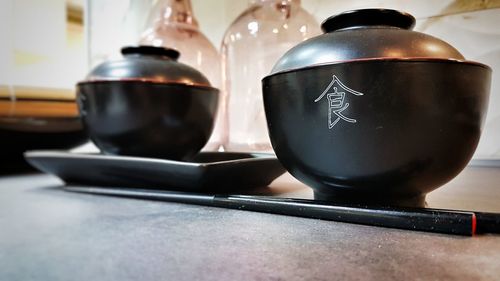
[472, 213, 477, 236]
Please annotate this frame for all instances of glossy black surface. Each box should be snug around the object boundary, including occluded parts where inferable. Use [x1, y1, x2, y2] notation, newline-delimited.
[84, 46, 211, 86]
[25, 151, 285, 192]
[263, 60, 491, 206]
[270, 9, 465, 74]
[77, 81, 218, 160]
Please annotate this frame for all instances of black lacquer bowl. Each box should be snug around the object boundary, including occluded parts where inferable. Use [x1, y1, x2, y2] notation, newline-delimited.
[262, 9, 492, 206]
[77, 46, 219, 160]
[77, 81, 218, 160]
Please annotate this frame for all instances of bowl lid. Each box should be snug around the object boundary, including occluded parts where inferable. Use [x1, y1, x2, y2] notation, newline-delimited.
[82, 46, 212, 87]
[270, 9, 466, 74]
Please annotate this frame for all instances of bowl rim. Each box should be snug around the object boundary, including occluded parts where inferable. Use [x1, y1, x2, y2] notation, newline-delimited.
[77, 79, 219, 92]
[263, 57, 491, 79]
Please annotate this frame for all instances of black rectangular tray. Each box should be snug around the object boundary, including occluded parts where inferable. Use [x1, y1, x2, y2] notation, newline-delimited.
[25, 150, 286, 193]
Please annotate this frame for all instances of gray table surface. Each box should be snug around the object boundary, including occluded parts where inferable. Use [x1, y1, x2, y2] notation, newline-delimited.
[1, 167, 500, 281]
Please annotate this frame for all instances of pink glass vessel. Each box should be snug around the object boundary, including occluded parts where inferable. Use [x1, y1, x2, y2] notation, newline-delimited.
[221, 0, 320, 152]
[140, 0, 224, 151]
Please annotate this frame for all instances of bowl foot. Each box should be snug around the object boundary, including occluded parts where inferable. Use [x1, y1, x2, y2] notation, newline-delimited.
[313, 191, 427, 208]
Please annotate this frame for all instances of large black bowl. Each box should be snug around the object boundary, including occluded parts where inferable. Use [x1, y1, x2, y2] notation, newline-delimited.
[77, 81, 218, 160]
[262, 59, 491, 206]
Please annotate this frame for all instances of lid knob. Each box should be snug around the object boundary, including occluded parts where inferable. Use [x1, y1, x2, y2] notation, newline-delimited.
[121, 46, 180, 61]
[321, 9, 415, 33]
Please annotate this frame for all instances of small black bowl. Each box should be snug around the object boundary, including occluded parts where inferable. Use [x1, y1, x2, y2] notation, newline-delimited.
[77, 81, 218, 160]
[77, 46, 219, 160]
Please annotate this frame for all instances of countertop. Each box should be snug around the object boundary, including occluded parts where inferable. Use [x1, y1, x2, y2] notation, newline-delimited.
[1, 166, 500, 280]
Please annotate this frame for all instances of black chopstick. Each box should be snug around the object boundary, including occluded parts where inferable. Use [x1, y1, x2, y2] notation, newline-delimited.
[64, 186, 500, 236]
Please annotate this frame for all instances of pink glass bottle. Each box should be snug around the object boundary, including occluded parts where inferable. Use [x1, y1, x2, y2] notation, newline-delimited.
[221, 0, 320, 152]
[139, 0, 225, 151]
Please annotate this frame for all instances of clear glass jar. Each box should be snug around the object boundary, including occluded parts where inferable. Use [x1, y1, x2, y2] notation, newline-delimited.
[139, 0, 225, 151]
[221, 0, 320, 152]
